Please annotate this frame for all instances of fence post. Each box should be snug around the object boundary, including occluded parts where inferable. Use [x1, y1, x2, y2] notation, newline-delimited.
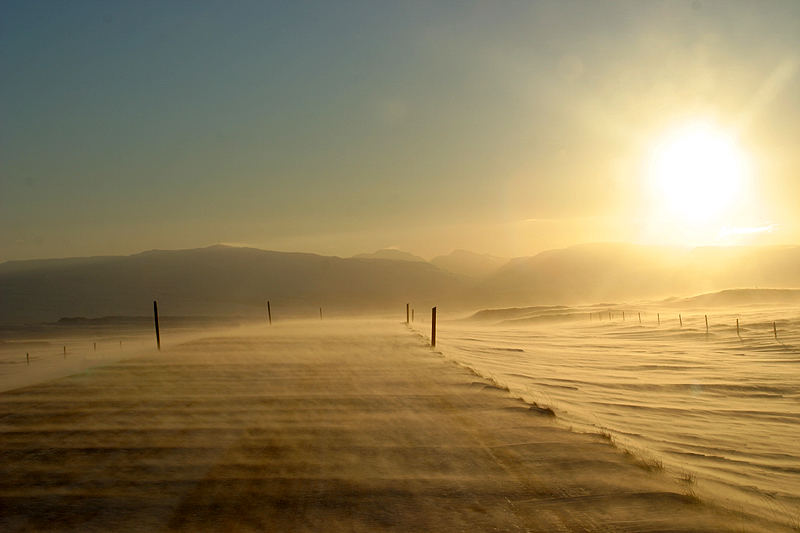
[705, 315, 709, 335]
[657, 313, 660, 326]
[431, 307, 437, 348]
[774, 321, 778, 340]
[736, 318, 740, 338]
[638, 312, 641, 324]
[406, 303, 410, 325]
[679, 314, 682, 327]
[411, 308, 415, 323]
[320, 307, 323, 320]
[266, 300, 272, 325]
[153, 300, 161, 351]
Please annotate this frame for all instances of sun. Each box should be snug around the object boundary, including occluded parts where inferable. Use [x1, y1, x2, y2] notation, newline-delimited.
[646, 121, 750, 224]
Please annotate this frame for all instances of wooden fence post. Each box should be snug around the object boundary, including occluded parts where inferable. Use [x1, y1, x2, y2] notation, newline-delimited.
[153, 300, 161, 351]
[774, 321, 778, 340]
[705, 315, 709, 334]
[431, 307, 437, 348]
[406, 303, 410, 325]
[679, 314, 682, 327]
[266, 300, 272, 325]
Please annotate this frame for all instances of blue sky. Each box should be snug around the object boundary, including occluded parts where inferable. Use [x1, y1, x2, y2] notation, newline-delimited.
[2, 1, 799, 260]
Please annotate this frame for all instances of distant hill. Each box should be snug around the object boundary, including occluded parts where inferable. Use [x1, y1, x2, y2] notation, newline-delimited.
[463, 305, 571, 322]
[430, 250, 508, 279]
[669, 288, 800, 308]
[352, 249, 427, 262]
[464, 288, 800, 326]
[0, 245, 464, 324]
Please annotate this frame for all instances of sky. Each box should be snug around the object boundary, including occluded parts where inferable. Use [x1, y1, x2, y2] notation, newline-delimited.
[2, 0, 799, 262]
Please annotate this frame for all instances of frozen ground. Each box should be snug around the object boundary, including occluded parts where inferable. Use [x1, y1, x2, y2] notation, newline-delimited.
[0, 319, 785, 531]
[0, 320, 221, 393]
[423, 304, 800, 529]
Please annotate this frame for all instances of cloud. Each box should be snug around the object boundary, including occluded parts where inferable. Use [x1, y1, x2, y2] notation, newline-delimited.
[718, 224, 778, 237]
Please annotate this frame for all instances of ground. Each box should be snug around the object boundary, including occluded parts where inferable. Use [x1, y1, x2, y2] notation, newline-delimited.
[0, 321, 784, 532]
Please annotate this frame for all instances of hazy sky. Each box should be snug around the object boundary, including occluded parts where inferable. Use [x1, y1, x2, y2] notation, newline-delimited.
[2, 1, 799, 261]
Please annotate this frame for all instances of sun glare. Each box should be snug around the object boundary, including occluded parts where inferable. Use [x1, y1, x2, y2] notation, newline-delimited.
[647, 122, 750, 225]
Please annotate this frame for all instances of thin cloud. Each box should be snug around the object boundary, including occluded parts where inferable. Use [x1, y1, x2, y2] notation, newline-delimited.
[718, 224, 778, 237]
[521, 216, 610, 224]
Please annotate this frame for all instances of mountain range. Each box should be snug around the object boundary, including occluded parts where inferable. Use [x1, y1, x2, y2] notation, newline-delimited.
[1, 243, 799, 324]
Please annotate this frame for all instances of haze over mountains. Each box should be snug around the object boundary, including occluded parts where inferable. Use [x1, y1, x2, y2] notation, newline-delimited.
[1, 243, 799, 324]
[352, 249, 509, 280]
[430, 250, 509, 280]
[482, 243, 800, 304]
